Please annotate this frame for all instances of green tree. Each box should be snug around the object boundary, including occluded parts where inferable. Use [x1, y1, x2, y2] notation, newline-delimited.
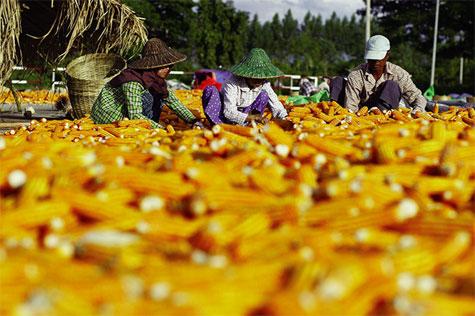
[295, 12, 323, 74]
[362, 0, 474, 93]
[259, 21, 274, 54]
[190, 0, 249, 68]
[346, 15, 365, 60]
[123, 0, 196, 69]
[269, 14, 284, 58]
[124, 0, 475, 95]
[190, 0, 220, 68]
[226, 10, 249, 65]
[148, 0, 196, 51]
[247, 14, 263, 50]
[282, 9, 299, 61]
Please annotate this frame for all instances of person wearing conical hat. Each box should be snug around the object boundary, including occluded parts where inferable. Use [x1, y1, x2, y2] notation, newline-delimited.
[201, 48, 288, 126]
[91, 38, 203, 129]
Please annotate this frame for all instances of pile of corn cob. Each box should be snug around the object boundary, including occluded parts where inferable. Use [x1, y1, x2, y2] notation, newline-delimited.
[1, 91, 474, 315]
[0, 90, 68, 105]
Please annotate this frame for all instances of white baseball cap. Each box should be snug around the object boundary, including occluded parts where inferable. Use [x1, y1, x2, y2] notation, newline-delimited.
[364, 35, 390, 60]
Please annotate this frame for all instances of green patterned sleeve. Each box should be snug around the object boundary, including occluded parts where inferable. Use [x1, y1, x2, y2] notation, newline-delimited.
[163, 90, 196, 123]
[123, 82, 161, 128]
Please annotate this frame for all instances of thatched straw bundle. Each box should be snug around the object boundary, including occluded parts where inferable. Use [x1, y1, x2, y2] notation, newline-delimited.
[44, 0, 148, 60]
[0, 0, 21, 85]
[0, 0, 148, 86]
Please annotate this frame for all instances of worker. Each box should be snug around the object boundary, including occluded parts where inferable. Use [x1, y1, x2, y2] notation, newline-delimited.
[195, 71, 222, 91]
[91, 38, 203, 129]
[330, 35, 426, 114]
[299, 75, 318, 96]
[201, 48, 288, 126]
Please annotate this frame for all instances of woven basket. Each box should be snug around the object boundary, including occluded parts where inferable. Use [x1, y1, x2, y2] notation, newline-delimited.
[66, 53, 126, 119]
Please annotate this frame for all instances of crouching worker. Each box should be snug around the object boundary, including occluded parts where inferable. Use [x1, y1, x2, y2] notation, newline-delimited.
[201, 48, 288, 126]
[91, 38, 202, 129]
[331, 35, 426, 114]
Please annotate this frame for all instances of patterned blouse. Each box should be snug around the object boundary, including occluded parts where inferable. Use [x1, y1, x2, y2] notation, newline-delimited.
[344, 62, 427, 113]
[91, 81, 196, 128]
[222, 74, 288, 125]
[299, 78, 318, 96]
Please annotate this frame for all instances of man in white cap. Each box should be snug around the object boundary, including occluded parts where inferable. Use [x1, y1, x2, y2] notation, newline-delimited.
[330, 35, 426, 114]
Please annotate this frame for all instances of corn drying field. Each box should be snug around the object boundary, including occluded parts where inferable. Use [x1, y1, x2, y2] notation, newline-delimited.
[0, 90, 68, 105]
[1, 90, 474, 315]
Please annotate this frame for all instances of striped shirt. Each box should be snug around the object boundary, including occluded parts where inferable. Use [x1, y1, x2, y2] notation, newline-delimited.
[222, 74, 288, 125]
[91, 81, 196, 128]
[344, 62, 427, 113]
[299, 78, 318, 96]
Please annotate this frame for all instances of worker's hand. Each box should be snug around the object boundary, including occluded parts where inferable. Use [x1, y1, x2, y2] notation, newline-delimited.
[192, 121, 205, 129]
[411, 108, 423, 116]
[369, 107, 383, 115]
[273, 117, 294, 130]
[245, 113, 263, 123]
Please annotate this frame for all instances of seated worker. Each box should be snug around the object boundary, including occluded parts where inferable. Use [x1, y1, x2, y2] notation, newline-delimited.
[318, 77, 331, 92]
[299, 75, 318, 96]
[330, 35, 426, 113]
[194, 71, 222, 91]
[91, 38, 202, 129]
[201, 48, 288, 126]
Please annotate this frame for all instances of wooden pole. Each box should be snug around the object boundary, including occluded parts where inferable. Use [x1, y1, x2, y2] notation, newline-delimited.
[6, 80, 22, 112]
[430, 0, 440, 87]
[365, 0, 371, 43]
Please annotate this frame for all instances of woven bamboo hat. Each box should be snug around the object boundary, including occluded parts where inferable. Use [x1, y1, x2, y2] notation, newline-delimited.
[229, 48, 283, 79]
[128, 38, 186, 70]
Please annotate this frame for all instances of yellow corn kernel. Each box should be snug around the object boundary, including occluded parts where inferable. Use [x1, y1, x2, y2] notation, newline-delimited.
[2, 200, 70, 228]
[56, 189, 140, 221]
[286, 261, 326, 291]
[376, 141, 397, 163]
[357, 106, 368, 116]
[102, 167, 195, 199]
[220, 124, 256, 137]
[390, 248, 437, 274]
[249, 168, 288, 195]
[291, 143, 318, 159]
[430, 121, 446, 141]
[17, 176, 50, 205]
[262, 122, 294, 148]
[305, 134, 358, 157]
[391, 110, 410, 122]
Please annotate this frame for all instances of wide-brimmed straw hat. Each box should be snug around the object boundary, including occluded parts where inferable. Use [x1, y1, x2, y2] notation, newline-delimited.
[128, 38, 186, 70]
[230, 48, 283, 79]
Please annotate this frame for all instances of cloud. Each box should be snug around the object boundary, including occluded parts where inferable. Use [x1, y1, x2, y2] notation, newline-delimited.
[232, 0, 364, 22]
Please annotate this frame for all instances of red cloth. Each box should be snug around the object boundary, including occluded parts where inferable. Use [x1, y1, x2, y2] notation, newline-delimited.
[198, 77, 222, 91]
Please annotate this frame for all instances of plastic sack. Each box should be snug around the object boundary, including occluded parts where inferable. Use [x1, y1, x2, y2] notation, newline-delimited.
[286, 89, 330, 105]
[286, 95, 308, 105]
[423, 85, 435, 101]
[308, 89, 330, 103]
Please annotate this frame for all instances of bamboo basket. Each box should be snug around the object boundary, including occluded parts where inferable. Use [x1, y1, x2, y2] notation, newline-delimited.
[66, 53, 126, 119]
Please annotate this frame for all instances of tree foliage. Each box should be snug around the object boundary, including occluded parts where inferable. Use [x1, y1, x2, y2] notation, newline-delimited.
[124, 0, 473, 93]
[361, 0, 474, 93]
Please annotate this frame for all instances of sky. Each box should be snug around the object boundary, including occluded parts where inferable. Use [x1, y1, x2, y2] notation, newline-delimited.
[232, 0, 365, 22]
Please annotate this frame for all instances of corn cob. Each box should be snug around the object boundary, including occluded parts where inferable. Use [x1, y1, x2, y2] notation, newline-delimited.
[1, 91, 474, 315]
[2, 200, 70, 228]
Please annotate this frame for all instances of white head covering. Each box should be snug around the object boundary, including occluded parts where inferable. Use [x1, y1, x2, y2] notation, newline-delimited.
[365, 35, 390, 60]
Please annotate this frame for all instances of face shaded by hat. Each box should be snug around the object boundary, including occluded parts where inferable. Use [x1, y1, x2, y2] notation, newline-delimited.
[110, 38, 185, 100]
[128, 38, 186, 70]
[230, 48, 283, 79]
